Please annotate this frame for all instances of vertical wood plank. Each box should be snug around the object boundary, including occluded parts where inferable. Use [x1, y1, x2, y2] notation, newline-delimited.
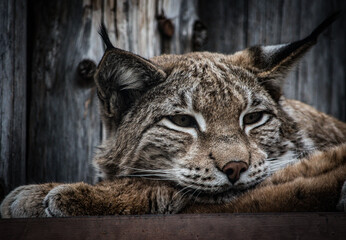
[330, 0, 346, 121]
[106, 0, 198, 57]
[280, 0, 301, 100]
[198, 0, 247, 53]
[26, 0, 101, 185]
[0, 0, 27, 199]
[158, 0, 199, 54]
[107, 0, 162, 57]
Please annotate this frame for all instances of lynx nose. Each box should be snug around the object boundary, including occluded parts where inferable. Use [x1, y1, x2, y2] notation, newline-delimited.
[222, 161, 248, 184]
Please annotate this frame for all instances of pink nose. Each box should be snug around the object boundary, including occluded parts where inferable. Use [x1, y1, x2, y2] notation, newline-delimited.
[222, 161, 248, 184]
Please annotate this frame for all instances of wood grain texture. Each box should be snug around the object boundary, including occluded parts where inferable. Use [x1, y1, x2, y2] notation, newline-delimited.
[103, 0, 198, 58]
[0, 0, 27, 199]
[0, 213, 346, 240]
[198, 0, 346, 121]
[26, 0, 102, 185]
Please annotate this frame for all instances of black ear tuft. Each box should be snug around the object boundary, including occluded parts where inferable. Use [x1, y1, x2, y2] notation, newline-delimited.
[237, 12, 340, 102]
[249, 12, 340, 74]
[263, 11, 340, 71]
[307, 11, 340, 42]
[99, 23, 115, 50]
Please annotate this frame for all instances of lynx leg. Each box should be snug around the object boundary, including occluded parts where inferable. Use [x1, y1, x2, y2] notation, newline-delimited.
[43, 179, 187, 217]
[1, 183, 59, 218]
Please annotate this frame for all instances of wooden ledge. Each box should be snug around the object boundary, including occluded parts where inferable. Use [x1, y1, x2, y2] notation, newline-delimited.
[1, 213, 345, 240]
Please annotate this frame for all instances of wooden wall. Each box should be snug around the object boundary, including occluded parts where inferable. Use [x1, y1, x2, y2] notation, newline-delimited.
[0, 0, 27, 201]
[0, 0, 345, 200]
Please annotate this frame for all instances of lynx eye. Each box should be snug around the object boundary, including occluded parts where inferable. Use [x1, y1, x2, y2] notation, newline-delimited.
[243, 112, 264, 125]
[168, 115, 196, 128]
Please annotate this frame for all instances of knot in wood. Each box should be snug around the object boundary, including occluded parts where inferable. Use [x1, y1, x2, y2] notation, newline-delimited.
[192, 20, 208, 51]
[77, 59, 96, 88]
[157, 14, 175, 38]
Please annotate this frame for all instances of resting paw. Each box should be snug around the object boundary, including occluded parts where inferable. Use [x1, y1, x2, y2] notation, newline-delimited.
[1, 184, 56, 218]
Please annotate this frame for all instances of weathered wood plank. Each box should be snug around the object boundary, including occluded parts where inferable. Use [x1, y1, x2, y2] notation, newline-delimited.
[158, 0, 199, 54]
[0, 0, 27, 199]
[330, 0, 346, 121]
[104, 0, 198, 58]
[198, 0, 248, 53]
[104, 0, 162, 57]
[26, 0, 102, 185]
[280, 0, 302, 100]
[1, 213, 345, 240]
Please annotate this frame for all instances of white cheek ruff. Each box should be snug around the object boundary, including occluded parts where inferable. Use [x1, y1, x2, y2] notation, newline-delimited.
[239, 93, 252, 130]
[239, 92, 271, 135]
[185, 91, 207, 132]
[268, 150, 298, 174]
[244, 114, 270, 135]
[160, 118, 198, 139]
[193, 111, 206, 132]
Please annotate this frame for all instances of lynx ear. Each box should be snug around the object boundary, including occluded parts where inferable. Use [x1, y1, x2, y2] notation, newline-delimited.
[232, 13, 339, 101]
[95, 24, 166, 136]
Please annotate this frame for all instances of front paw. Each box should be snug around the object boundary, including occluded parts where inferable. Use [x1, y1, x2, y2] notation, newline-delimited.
[44, 185, 76, 217]
[43, 183, 94, 217]
[1, 183, 58, 218]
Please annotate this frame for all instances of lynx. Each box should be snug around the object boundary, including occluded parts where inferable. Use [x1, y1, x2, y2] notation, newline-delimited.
[1, 14, 345, 218]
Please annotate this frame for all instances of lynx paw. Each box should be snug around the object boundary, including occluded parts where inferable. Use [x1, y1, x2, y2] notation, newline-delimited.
[336, 181, 346, 212]
[44, 185, 75, 217]
[1, 184, 55, 218]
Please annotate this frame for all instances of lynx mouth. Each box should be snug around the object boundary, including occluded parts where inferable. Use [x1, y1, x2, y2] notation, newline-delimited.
[178, 184, 258, 203]
[177, 179, 260, 197]
[176, 166, 268, 196]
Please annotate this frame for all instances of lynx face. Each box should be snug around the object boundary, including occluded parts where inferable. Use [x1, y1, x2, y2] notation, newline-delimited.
[119, 54, 275, 193]
[94, 18, 336, 203]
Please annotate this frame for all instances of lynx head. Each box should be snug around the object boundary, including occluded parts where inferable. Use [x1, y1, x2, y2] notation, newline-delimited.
[94, 14, 337, 202]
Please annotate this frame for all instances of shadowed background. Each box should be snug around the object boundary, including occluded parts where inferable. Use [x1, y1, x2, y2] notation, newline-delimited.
[0, 0, 345, 200]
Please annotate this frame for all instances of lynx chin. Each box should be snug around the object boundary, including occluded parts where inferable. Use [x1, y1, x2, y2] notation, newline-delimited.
[1, 13, 345, 218]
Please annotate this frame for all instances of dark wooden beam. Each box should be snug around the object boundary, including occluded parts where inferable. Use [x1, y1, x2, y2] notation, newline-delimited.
[1, 213, 345, 240]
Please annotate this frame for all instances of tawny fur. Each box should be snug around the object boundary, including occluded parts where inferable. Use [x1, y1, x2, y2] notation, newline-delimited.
[184, 144, 346, 213]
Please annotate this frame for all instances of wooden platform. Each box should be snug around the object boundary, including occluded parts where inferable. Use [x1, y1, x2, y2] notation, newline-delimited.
[1, 213, 345, 240]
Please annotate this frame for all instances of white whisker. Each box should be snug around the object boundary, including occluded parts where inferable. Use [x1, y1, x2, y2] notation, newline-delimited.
[173, 185, 192, 199]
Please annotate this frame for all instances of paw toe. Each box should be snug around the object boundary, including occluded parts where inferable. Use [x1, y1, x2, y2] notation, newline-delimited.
[44, 185, 72, 217]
